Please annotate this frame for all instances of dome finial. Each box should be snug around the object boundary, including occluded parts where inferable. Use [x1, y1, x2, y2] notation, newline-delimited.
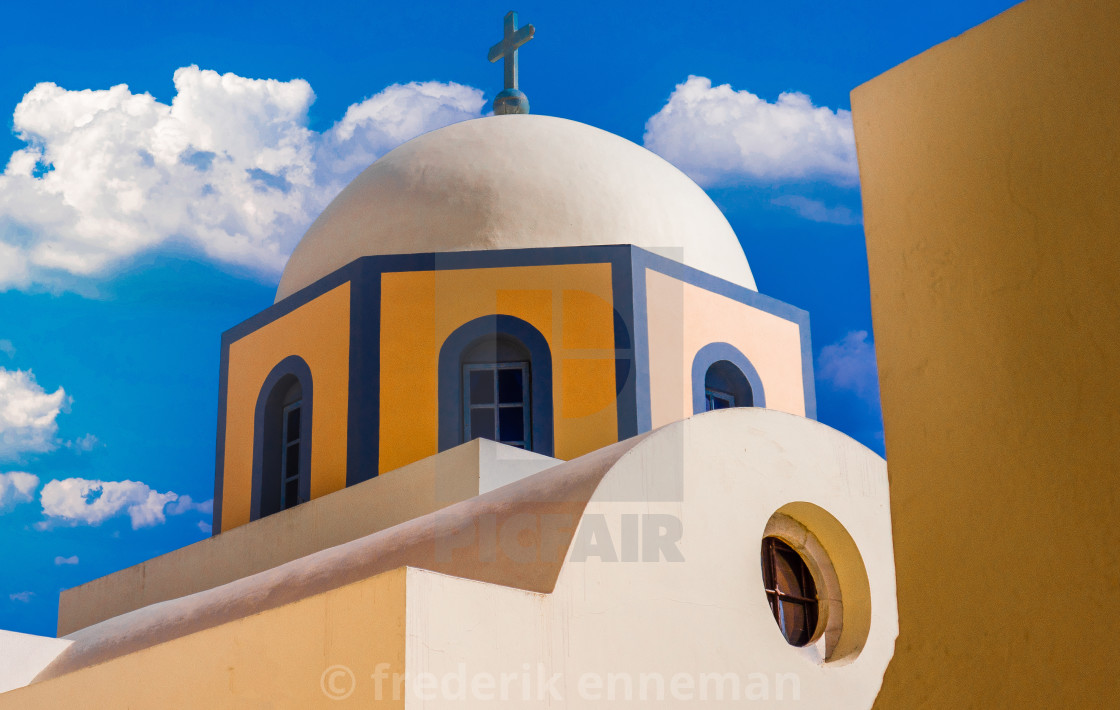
[487, 11, 535, 115]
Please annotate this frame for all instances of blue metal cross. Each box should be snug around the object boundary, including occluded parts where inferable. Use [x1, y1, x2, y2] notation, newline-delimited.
[487, 11, 535, 114]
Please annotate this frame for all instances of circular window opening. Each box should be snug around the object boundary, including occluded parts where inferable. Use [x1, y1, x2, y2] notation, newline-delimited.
[761, 536, 819, 647]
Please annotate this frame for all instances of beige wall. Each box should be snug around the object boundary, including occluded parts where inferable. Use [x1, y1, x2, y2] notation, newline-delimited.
[2, 570, 407, 710]
[14, 410, 893, 707]
[852, 0, 1120, 705]
[58, 440, 558, 636]
[645, 269, 807, 428]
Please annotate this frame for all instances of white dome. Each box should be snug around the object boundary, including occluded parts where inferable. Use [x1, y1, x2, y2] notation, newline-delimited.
[276, 114, 755, 301]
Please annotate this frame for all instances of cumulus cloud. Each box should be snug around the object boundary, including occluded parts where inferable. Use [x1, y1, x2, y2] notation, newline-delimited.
[644, 75, 858, 188]
[9, 591, 34, 603]
[315, 81, 488, 183]
[0, 67, 485, 290]
[54, 554, 79, 565]
[66, 433, 99, 453]
[0, 471, 39, 509]
[38, 477, 178, 529]
[0, 340, 14, 358]
[0, 368, 67, 459]
[772, 195, 862, 226]
[166, 494, 213, 516]
[198, 521, 212, 534]
[817, 331, 881, 402]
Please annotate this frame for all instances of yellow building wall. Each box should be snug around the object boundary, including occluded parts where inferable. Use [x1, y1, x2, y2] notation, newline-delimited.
[1, 568, 406, 709]
[852, 0, 1120, 706]
[645, 269, 806, 428]
[221, 283, 351, 532]
[380, 264, 617, 470]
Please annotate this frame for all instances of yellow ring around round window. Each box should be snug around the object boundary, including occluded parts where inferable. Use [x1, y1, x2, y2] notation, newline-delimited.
[763, 502, 873, 663]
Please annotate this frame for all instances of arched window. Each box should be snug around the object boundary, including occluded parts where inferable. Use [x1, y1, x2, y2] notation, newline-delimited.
[704, 360, 753, 410]
[276, 379, 304, 510]
[253, 357, 313, 520]
[461, 336, 531, 448]
[691, 342, 766, 414]
[438, 315, 554, 457]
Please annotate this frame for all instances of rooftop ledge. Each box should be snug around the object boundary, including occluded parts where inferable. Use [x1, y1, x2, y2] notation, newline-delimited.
[56, 439, 560, 636]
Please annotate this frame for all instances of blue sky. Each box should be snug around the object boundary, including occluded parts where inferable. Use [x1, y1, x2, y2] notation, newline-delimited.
[0, 0, 1019, 636]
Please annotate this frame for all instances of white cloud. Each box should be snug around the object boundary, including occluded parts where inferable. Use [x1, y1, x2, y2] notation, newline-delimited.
[0, 368, 67, 459]
[54, 554, 79, 565]
[0, 340, 14, 358]
[39, 477, 178, 529]
[66, 433, 99, 452]
[166, 494, 213, 516]
[772, 195, 862, 226]
[315, 81, 488, 184]
[818, 331, 881, 402]
[0, 471, 39, 509]
[9, 591, 34, 603]
[0, 67, 485, 291]
[198, 521, 212, 534]
[644, 75, 858, 188]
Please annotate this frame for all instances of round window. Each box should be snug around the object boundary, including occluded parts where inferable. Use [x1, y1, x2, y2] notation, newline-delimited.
[761, 536, 819, 646]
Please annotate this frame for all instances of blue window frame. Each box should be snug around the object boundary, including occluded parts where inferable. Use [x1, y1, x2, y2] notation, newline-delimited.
[438, 315, 554, 457]
[463, 362, 531, 448]
[251, 356, 313, 521]
[705, 387, 736, 411]
[691, 343, 766, 415]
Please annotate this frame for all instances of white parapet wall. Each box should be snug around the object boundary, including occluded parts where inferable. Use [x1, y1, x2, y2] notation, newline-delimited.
[407, 407, 898, 708]
[0, 630, 72, 695]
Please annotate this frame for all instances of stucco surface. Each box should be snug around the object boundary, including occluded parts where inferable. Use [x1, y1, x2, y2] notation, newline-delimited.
[408, 408, 896, 707]
[58, 439, 559, 636]
[6, 570, 408, 709]
[645, 269, 807, 427]
[380, 264, 618, 470]
[852, 0, 1120, 705]
[222, 280, 351, 531]
[35, 435, 640, 682]
[27, 410, 894, 709]
[0, 632, 71, 695]
[275, 115, 756, 302]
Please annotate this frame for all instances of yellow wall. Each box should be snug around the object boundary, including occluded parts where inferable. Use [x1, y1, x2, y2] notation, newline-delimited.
[645, 269, 806, 428]
[852, 0, 1120, 706]
[2, 569, 406, 709]
[380, 264, 617, 469]
[222, 283, 351, 532]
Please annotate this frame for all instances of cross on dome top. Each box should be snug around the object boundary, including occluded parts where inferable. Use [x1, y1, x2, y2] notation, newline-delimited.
[488, 11, 535, 115]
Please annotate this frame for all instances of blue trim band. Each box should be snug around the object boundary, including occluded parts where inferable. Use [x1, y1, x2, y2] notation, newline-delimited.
[610, 250, 638, 440]
[345, 260, 380, 485]
[628, 247, 654, 433]
[627, 247, 815, 421]
[214, 244, 815, 523]
[212, 339, 230, 535]
[690, 342, 767, 414]
[437, 315, 554, 457]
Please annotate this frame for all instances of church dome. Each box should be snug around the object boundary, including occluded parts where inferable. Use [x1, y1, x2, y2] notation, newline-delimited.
[275, 114, 756, 301]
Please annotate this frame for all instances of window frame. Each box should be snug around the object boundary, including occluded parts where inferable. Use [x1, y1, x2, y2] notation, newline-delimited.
[437, 315, 554, 457]
[690, 342, 766, 415]
[279, 399, 303, 510]
[704, 387, 736, 411]
[761, 536, 820, 647]
[250, 355, 313, 522]
[462, 361, 532, 448]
